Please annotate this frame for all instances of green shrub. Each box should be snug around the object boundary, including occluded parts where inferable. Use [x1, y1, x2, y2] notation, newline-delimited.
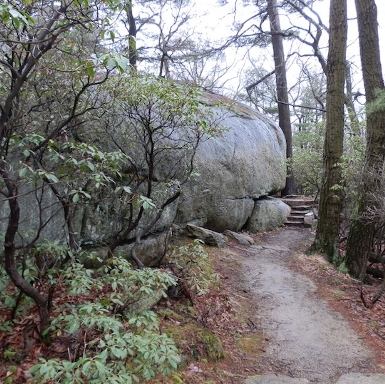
[168, 240, 220, 296]
[0, 254, 181, 383]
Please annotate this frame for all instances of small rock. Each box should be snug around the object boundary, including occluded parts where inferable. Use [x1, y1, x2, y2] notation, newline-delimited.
[246, 197, 291, 232]
[250, 245, 264, 251]
[124, 289, 165, 314]
[224, 230, 254, 245]
[185, 224, 227, 248]
[303, 212, 314, 227]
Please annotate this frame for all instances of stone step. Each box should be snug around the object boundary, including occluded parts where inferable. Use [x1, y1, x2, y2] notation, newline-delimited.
[285, 219, 312, 228]
[285, 219, 309, 227]
[291, 205, 313, 212]
[287, 215, 304, 223]
[281, 196, 315, 208]
[290, 210, 311, 216]
[281, 196, 316, 228]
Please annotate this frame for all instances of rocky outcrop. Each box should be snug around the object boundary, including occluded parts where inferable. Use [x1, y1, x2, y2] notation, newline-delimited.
[245, 196, 291, 232]
[176, 95, 286, 232]
[0, 93, 287, 261]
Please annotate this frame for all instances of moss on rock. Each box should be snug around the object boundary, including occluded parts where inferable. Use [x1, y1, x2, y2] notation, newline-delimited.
[198, 329, 225, 362]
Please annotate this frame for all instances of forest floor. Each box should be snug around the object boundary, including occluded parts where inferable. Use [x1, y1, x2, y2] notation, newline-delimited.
[162, 227, 385, 384]
[2, 227, 385, 383]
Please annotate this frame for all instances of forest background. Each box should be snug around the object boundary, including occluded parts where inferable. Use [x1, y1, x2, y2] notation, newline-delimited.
[1, 0, 385, 382]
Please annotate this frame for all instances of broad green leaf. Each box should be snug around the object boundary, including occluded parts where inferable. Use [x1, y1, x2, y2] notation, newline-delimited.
[19, 167, 27, 178]
[94, 360, 106, 375]
[87, 161, 95, 171]
[82, 361, 91, 375]
[29, 364, 42, 374]
[139, 196, 156, 210]
[81, 191, 91, 199]
[46, 173, 59, 183]
[39, 363, 51, 374]
[106, 57, 116, 69]
[72, 193, 80, 203]
[68, 320, 80, 334]
[85, 61, 95, 78]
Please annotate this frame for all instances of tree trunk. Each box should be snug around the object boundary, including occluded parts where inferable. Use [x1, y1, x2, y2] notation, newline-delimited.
[345, 62, 360, 132]
[267, 0, 296, 196]
[314, 0, 347, 260]
[1, 164, 50, 336]
[125, 2, 137, 70]
[345, 0, 385, 279]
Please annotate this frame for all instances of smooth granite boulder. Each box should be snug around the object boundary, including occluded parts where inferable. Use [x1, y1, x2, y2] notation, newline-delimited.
[176, 95, 286, 232]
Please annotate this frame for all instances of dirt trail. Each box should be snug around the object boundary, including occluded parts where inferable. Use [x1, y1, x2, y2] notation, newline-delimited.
[239, 228, 381, 383]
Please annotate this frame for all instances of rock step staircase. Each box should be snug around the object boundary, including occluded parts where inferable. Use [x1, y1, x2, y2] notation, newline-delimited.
[281, 196, 316, 228]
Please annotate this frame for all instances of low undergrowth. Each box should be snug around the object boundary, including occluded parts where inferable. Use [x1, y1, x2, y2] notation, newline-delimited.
[0, 254, 181, 383]
[1, 239, 251, 384]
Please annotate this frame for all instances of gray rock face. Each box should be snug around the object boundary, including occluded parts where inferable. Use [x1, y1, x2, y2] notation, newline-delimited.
[185, 224, 227, 248]
[245, 197, 291, 232]
[74, 189, 178, 246]
[114, 231, 170, 266]
[176, 99, 286, 232]
[66, 96, 286, 244]
[0, 94, 287, 260]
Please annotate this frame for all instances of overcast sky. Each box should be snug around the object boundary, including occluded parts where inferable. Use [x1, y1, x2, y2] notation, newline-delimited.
[133, 0, 385, 96]
[191, 0, 385, 95]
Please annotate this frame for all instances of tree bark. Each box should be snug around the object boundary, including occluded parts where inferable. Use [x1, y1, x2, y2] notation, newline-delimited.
[1, 163, 50, 336]
[345, 0, 385, 279]
[345, 62, 360, 132]
[314, 0, 347, 259]
[267, 0, 296, 196]
[125, 2, 137, 70]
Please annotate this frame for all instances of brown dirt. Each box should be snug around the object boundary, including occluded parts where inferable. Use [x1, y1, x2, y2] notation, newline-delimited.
[164, 227, 385, 383]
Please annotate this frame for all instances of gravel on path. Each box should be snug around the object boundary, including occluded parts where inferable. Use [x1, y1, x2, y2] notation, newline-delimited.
[241, 228, 384, 384]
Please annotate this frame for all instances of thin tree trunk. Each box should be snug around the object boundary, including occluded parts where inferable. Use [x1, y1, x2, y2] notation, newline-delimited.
[345, 0, 385, 279]
[314, 0, 347, 260]
[345, 62, 360, 132]
[126, 2, 137, 70]
[267, 0, 296, 196]
[1, 164, 50, 336]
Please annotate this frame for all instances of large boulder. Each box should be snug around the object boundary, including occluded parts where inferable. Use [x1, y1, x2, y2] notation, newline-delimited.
[0, 92, 287, 257]
[68, 95, 287, 239]
[176, 95, 286, 232]
[245, 196, 291, 232]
